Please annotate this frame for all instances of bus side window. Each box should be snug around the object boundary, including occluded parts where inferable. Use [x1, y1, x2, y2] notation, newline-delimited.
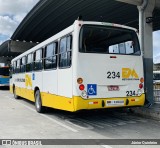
[17, 59, 20, 73]
[13, 61, 16, 74]
[26, 53, 33, 72]
[34, 49, 42, 71]
[59, 35, 72, 68]
[21, 56, 26, 73]
[44, 42, 57, 70]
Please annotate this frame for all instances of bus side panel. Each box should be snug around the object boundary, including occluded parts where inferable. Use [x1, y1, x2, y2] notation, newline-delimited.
[32, 71, 42, 100]
[42, 70, 58, 98]
[41, 68, 74, 111]
[57, 68, 73, 98]
[15, 73, 35, 102]
[41, 92, 75, 111]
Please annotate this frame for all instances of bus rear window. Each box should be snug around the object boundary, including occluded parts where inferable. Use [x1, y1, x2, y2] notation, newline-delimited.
[0, 67, 9, 76]
[79, 25, 140, 55]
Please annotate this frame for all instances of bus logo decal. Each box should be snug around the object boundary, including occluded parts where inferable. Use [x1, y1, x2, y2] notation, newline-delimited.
[25, 74, 32, 87]
[87, 84, 97, 95]
[32, 73, 35, 80]
[122, 68, 139, 80]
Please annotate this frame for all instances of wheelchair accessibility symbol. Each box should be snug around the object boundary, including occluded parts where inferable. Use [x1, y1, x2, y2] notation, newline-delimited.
[87, 84, 97, 96]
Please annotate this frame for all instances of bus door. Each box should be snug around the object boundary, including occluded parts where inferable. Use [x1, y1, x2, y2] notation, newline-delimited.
[42, 43, 58, 95]
[57, 35, 73, 98]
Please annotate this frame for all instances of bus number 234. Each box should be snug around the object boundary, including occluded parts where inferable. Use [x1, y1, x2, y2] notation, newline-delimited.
[107, 71, 120, 79]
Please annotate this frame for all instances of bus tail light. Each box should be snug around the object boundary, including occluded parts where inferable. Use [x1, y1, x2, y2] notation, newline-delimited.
[139, 83, 143, 89]
[79, 84, 85, 90]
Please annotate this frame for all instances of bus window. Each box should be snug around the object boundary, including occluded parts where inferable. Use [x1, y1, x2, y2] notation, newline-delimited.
[59, 35, 72, 68]
[20, 56, 26, 73]
[13, 61, 17, 74]
[44, 42, 57, 70]
[0, 67, 9, 87]
[16, 59, 20, 73]
[34, 49, 42, 71]
[0, 67, 9, 76]
[79, 25, 140, 55]
[26, 53, 33, 72]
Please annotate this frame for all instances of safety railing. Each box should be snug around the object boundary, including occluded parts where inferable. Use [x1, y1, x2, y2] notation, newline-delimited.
[153, 82, 160, 103]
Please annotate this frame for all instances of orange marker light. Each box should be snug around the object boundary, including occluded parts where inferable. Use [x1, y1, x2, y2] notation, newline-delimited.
[140, 78, 144, 83]
[77, 78, 83, 84]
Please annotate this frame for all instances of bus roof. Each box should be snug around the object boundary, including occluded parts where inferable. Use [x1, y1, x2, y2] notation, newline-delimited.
[11, 20, 138, 62]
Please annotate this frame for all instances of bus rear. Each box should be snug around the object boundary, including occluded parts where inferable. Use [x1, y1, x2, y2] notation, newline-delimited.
[0, 67, 9, 87]
[73, 21, 145, 111]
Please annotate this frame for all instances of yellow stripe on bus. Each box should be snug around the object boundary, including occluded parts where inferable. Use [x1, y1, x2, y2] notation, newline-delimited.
[10, 86, 145, 112]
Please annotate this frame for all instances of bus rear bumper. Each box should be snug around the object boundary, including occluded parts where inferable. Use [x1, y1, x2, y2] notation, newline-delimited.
[0, 84, 9, 87]
[73, 94, 145, 111]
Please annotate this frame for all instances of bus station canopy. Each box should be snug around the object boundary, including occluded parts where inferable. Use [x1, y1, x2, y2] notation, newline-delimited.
[0, 0, 160, 56]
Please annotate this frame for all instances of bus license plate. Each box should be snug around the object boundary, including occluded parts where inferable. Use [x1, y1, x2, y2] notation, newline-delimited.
[106, 100, 124, 106]
[108, 86, 119, 91]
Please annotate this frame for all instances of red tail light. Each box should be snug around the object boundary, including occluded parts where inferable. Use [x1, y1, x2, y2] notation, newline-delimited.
[79, 84, 85, 90]
[139, 83, 143, 89]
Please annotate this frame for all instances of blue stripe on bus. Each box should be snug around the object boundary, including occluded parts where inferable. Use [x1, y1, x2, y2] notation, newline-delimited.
[0, 78, 9, 84]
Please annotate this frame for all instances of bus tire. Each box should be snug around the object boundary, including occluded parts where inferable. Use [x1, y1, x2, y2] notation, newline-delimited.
[13, 86, 19, 99]
[35, 90, 45, 113]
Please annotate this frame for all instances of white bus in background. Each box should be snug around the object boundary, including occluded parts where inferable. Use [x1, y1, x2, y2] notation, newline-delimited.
[10, 20, 145, 113]
[153, 71, 160, 83]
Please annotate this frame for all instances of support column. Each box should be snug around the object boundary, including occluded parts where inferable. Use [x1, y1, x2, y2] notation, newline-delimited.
[138, 0, 155, 105]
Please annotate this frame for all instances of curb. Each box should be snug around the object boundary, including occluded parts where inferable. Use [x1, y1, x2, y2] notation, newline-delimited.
[132, 104, 160, 120]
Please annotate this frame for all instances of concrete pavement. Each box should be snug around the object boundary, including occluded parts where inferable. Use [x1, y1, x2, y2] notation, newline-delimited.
[132, 103, 160, 120]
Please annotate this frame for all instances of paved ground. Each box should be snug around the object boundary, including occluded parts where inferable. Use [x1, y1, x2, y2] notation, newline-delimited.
[133, 103, 160, 120]
[0, 88, 160, 148]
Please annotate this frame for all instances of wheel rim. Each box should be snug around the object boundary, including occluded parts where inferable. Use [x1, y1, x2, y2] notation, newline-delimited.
[14, 88, 16, 98]
[36, 92, 41, 110]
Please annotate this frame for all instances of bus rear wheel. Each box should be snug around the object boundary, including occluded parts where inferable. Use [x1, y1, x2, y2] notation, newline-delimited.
[13, 87, 19, 99]
[35, 90, 45, 113]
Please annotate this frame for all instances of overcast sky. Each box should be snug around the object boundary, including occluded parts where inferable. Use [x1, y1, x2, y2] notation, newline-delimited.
[0, 0, 160, 63]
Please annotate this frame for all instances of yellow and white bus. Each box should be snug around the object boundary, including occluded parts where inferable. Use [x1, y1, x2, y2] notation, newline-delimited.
[10, 20, 145, 112]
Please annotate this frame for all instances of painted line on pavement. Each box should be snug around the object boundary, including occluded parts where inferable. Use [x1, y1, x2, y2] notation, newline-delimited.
[101, 145, 113, 148]
[6, 96, 78, 133]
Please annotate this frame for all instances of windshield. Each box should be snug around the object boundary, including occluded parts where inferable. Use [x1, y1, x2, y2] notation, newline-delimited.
[0, 67, 9, 76]
[79, 25, 140, 55]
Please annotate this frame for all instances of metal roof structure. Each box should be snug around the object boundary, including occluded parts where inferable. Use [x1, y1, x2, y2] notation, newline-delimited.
[11, 0, 160, 43]
[0, 0, 160, 58]
[0, 40, 19, 57]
